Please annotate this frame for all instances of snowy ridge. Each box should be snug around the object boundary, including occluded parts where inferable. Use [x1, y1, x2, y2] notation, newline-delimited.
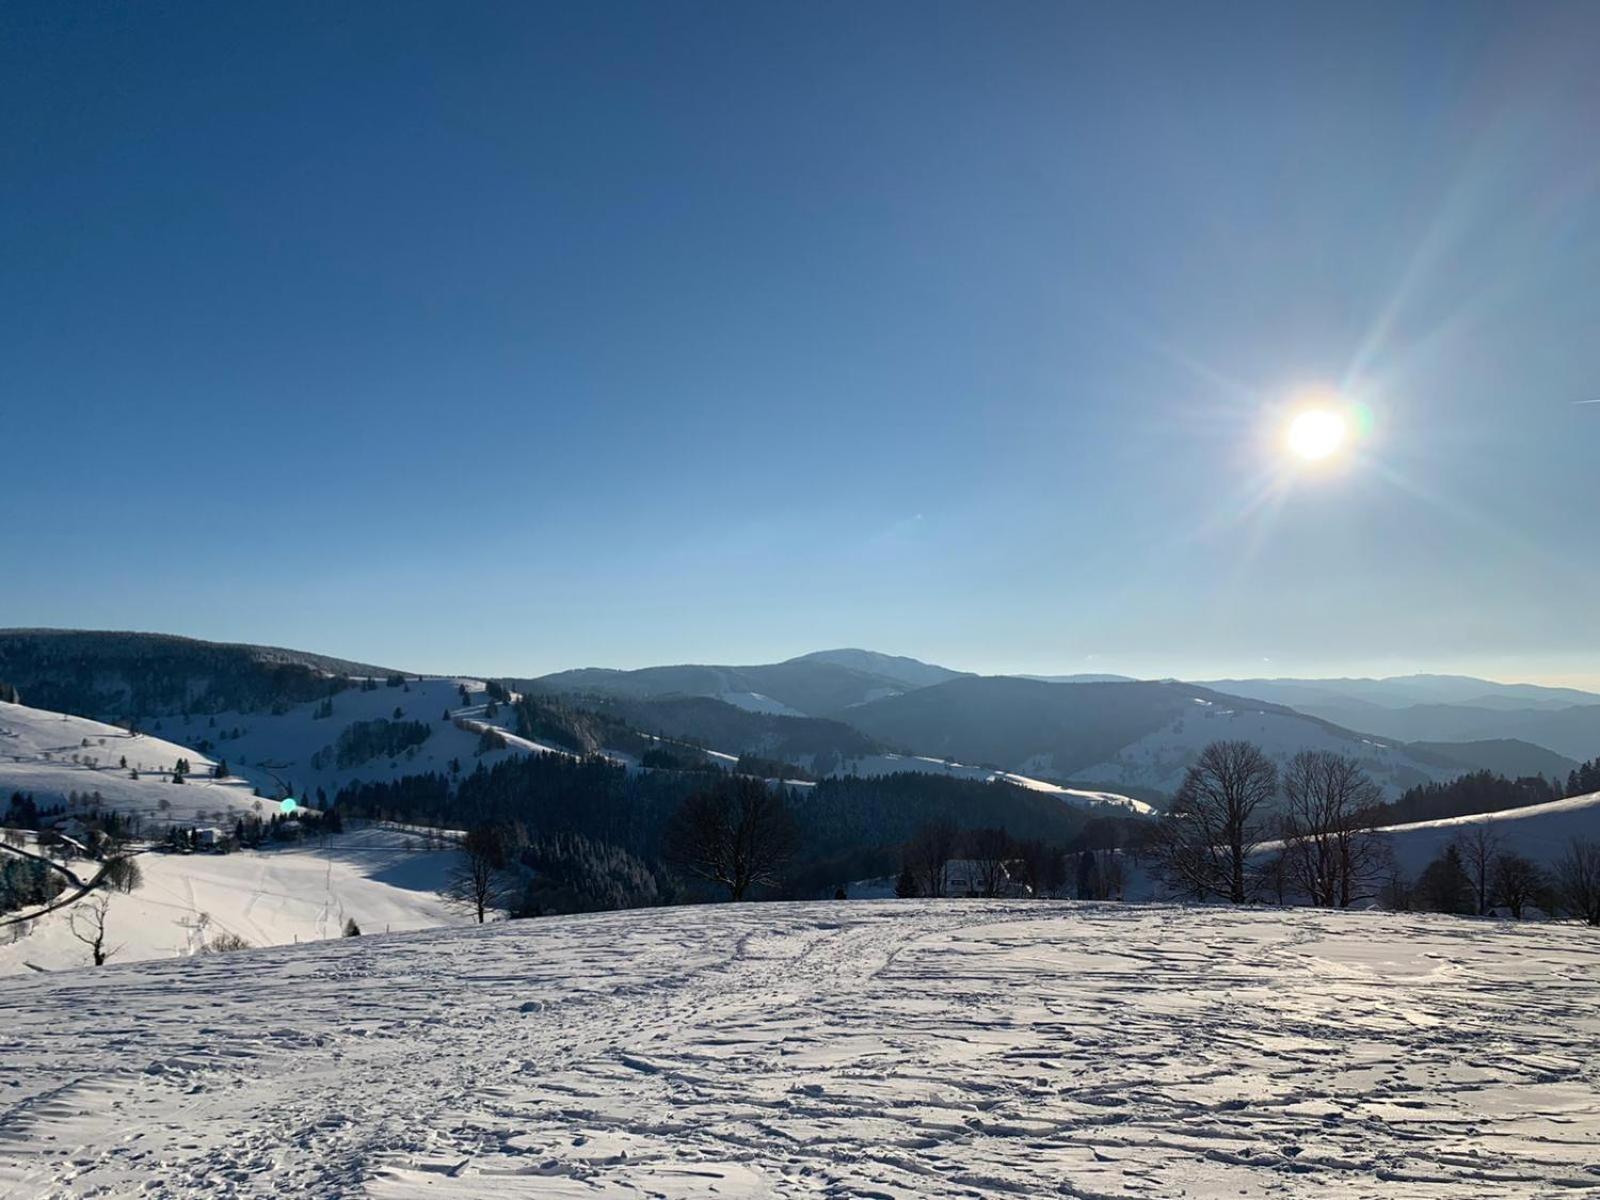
[834, 753, 1154, 813]
[0, 901, 1594, 1195]
[1374, 789, 1600, 874]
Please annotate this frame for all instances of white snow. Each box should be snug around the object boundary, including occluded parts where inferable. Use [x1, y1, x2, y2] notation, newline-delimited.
[0, 699, 259, 825]
[715, 690, 806, 717]
[0, 825, 464, 975]
[0, 901, 1595, 1196]
[189, 679, 543, 801]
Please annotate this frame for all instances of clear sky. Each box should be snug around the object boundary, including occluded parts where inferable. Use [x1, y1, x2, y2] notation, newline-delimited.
[4, 2, 1598, 684]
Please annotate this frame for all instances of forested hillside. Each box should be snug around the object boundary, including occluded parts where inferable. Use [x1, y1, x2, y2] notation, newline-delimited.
[0, 630, 402, 721]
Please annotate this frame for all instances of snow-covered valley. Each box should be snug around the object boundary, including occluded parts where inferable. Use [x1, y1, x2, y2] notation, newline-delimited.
[0, 826, 464, 975]
[2, 901, 1596, 1198]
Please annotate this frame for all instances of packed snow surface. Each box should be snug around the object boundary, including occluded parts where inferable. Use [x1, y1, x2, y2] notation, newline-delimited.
[2, 901, 1596, 1197]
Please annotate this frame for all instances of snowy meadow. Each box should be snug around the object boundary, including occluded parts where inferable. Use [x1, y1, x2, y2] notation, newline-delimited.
[2, 900, 1596, 1198]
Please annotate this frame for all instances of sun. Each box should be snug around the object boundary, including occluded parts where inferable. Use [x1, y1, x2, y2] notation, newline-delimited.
[1285, 408, 1348, 462]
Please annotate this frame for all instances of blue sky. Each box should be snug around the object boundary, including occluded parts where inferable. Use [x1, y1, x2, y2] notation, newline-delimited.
[4, 2, 1598, 684]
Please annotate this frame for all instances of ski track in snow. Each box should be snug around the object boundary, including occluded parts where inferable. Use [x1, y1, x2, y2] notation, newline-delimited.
[2, 902, 1597, 1198]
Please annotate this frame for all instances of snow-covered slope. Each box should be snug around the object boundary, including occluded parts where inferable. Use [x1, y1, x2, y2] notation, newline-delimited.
[834, 752, 1154, 814]
[0, 825, 463, 976]
[1, 901, 1594, 1197]
[0, 699, 258, 825]
[1072, 699, 1459, 798]
[1376, 789, 1600, 874]
[170, 678, 572, 801]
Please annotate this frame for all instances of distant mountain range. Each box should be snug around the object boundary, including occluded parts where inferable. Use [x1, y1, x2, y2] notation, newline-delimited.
[6, 631, 1594, 801]
[527, 653, 1543, 797]
[1404, 739, 1579, 781]
[1199, 676, 1600, 761]
[526, 648, 966, 718]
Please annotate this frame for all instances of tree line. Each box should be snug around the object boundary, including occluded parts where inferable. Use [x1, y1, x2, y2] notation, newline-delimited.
[1150, 739, 1600, 924]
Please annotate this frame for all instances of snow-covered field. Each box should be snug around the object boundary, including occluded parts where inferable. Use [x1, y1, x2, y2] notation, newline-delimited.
[0, 700, 258, 825]
[0, 826, 463, 975]
[2, 901, 1595, 1198]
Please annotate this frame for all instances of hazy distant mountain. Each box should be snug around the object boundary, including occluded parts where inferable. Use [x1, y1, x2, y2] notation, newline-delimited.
[529, 651, 962, 717]
[837, 676, 1458, 797]
[784, 649, 968, 690]
[1019, 673, 1139, 684]
[1405, 739, 1579, 781]
[1324, 704, 1600, 762]
[14, 633, 1582, 800]
[1194, 674, 1600, 763]
[0, 629, 404, 721]
[1200, 674, 1600, 712]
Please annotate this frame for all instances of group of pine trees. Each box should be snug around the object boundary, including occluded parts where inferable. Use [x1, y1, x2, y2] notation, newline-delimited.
[306, 717, 432, 772]
[0, 855, 63, 917]
[439, 822, 663, 920]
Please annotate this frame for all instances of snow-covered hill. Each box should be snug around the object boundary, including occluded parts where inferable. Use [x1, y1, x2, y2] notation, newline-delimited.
[0, 699, 258, 825]
[1071, 698, 1460, 798]
[1376, 789, 1600, 875]
[833, 752, 1155, 814]
[154, 678, 574, 802]
[1, 901, 1594, 1197]
[0, 825, 464, 975]
[1, 685, 556, 827]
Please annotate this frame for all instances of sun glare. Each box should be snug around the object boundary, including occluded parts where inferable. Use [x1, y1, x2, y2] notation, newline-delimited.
[1286, 408, 1348, 462]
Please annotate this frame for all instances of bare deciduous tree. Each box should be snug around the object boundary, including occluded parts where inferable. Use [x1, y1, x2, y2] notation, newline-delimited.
[1454, 824, 1502, 916]
[905, 820, 959, 899]
[69, 893, 121, 967]
[964, 827, 1014, 898]
[1152, 740, 1278, 903]
[1553, 839, 1600, 926]
[1279, 751, 1386, 907]
[1491, 852, 1547, 920]
[442, 824, 512, 923]
[663, 779, 797, 901]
